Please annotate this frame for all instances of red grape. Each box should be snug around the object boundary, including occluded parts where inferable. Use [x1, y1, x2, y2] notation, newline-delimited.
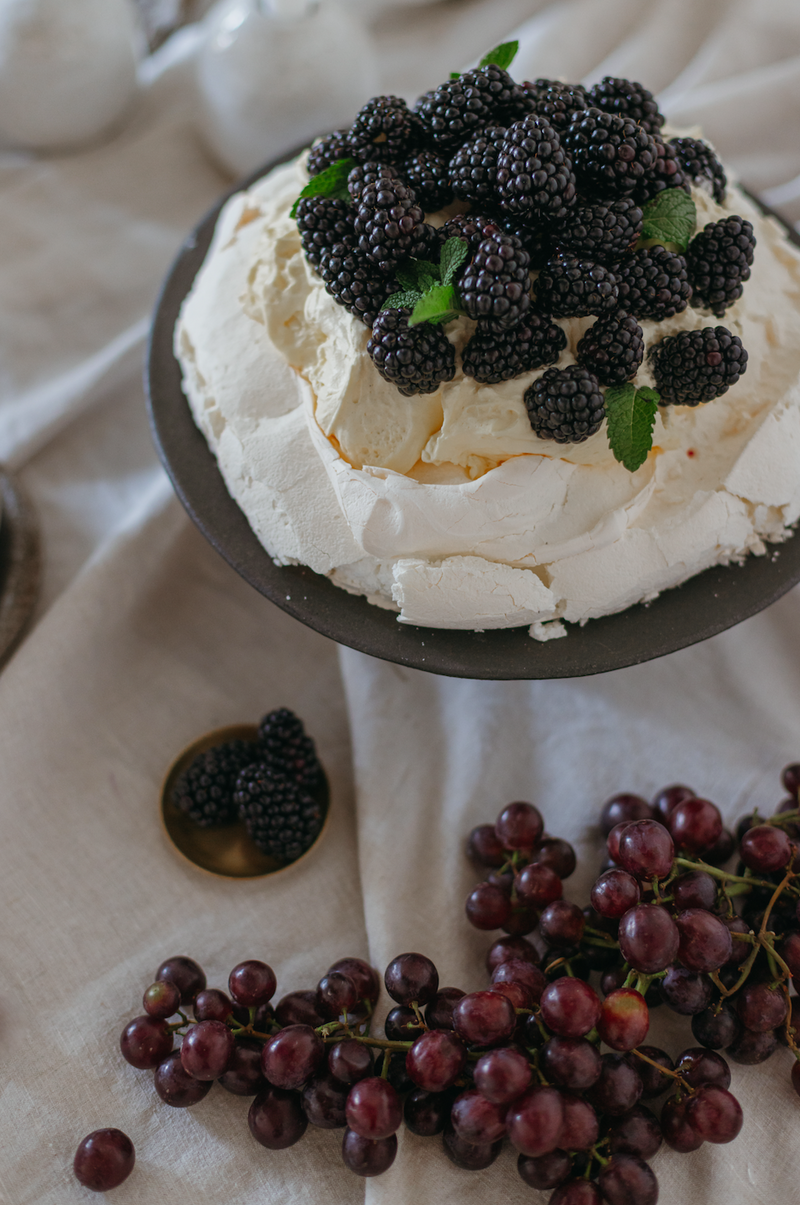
[316, 971, 359, 1019]
[607, 1104, 662, 1159]
[465, 882, 512, 930]
[542, 1036, 601, 1091]
[194, 988, 240, 1024]
[180, 1020, 234, 1081]
[384, 953, 439, 1005]
[74, 1129, 135, 1192]
[539, 900, 586, 947]
[727, 1027, 778, 1064]
[274, 989, 326, 1028]
[345, 1077, 401, 1139]
[600, 793, 653, 835]
[467, 824, 506, 867]
[661, 1096, 703, 1151]
[517, 862, 563, 906]
[540, 978, 601, 1039]
[618, 820, 674, 881]
[491, 980, 533, 1010]
[442, 1126, 502, 1169]
[262, 1024, 325, 1089]
[606, 822, 630, 864]
[618, 903, 679, 973]
[451, 1088, 508, 1143]
[143, 980, 180, 1019]
[668, 797, 722, 854]
[302, 1071, 349, 1129]
[598, 1153, 658, 1205]
[674, 1047, 731, 1090]
[403, 1088, 451, 1136]
[496, 801, 544, 850]
[691, 1003, 741, 1050]
[384, 1005, 423, 1041]
[652, 783, 695, 821]
[676, 908, 732, 972]
[660, 966, 713, 1015]
[591, 868, 641, 918]
[502, 901, 540, 936]
[686, 1084, 743, 1143]
[248, 1086, 307, 1148]
[219, 1039, 265, 1096]
[328, 1039, 373, 1085]
[342, 1129, 397, 1176]
[425, 987, 466, 1030]
[532, 837, 577, 879]
[517, 1148, 571, 1190]
[486, 935, 539, 973]
[491, 958, 545, 1003]
[327, 957, 381, 1007]
[155, 956, 205, 1005]
[474, 1047, 532, 1103]
[672, 870, 718, 911]
[120, 1015, 173, 1070]
[739, 824, 791, 873]
[705, 827, 737, 866]
[598, 988, 649, 1051]
[781, 762, 800, 797]
[558, 1093, 598, 1149]
[632, 1046, 674, 1097]
[154, 1049, 214, 1107]
[781, 931, 800, 977]
[452, 990, 516, 1047]
[736, 982, 787, 1032]
[228, 960, 276, 1008]
[406, 1029, 466, 1092]
[506, 1085, 564, 1156]
[586, 1053, 642, 1116]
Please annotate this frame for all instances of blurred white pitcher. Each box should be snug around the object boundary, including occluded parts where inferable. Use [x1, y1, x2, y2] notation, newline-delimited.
[0, 0, 140, 151]
[196, 0, 378, 176]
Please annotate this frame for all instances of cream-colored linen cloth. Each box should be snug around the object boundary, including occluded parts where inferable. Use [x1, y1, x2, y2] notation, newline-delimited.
[2, 1, 800, 1203]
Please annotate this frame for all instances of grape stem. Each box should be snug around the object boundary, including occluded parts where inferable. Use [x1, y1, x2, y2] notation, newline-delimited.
[673, 857, 800, 897]
[710, 868, 796, 997]
[631, 1046, 694, 1096]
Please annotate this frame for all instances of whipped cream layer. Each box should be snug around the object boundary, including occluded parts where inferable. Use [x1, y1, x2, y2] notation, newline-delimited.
[175, 155, 800, 633]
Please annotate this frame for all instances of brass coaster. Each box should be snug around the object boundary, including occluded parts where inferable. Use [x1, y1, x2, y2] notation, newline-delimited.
[160, 724, 330, 878]
[0, 469, 40, 670]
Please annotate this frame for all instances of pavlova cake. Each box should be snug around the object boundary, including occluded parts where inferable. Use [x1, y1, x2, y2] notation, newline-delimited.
[175, 43, 800, 638]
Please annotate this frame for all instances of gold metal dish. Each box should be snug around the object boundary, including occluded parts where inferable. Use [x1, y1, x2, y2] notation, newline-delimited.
[160, 723, 330, 879]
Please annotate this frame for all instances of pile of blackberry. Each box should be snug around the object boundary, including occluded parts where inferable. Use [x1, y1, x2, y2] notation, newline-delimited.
[171, 709, 324, 863]
[296, 68, 754, 417]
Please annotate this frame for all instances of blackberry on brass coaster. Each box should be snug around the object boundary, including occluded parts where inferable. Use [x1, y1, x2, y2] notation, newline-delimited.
[161, 709, 329, 878]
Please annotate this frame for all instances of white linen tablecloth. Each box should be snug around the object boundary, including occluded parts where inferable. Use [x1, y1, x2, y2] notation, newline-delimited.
[2, 1, 800, 1202]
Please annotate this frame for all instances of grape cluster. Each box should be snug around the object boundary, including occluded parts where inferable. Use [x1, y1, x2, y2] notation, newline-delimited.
[84, 764, 800, 1198]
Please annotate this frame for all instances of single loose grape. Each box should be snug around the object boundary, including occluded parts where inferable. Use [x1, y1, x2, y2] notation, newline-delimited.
[74, 1129, 135, 1192]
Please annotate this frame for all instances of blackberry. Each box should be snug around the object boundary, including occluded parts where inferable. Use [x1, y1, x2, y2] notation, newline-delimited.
[173, 741, 257, 828]
[257, 707, 322, 791]
[449, 126, 505, 205]
[436, 213, 502, 259]
[460, 232, 532, 330]
[354, 179, 436, 273]
[418, 65, 532, 150]
[403, 149, 453, 212]
[523, 80, 589, 131]
[367, 308, 456, 396]
[307, 130, 351, 178]
[348, 95, 420, 164]
[576, 312, 644, 386]
[498, 215, 552, 269]
[650, 326, 748, 406]
[685, 215, 756, 317]
[235, 765, 324, 862]
[553, 196, 643, 261]
[296, 197, 354, 269]
[525, 365, 606, 443]
[563, 108, 659, 197]
[631, 137, 689, 206]
[495, 115, 577, 221]
[347, 160, 398, 203]
[586, 77, 665, 137]
[533, 253, 618, 318]
[318, 243, 389, 327]
[669, 137, 726, 204]
[462, 314, 566, 384]
[615, 245, 692, 320]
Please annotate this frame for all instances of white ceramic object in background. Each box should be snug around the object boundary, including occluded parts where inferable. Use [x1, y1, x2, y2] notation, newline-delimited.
[196, 0, 378, 177]
[0, 0, 141, 152]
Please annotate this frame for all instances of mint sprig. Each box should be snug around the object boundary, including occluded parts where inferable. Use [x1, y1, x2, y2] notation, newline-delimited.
[381, 238, 469, 325]
[605, 384, 660, 472]
[290, 157, 356, 219]
[479, 40, 519, 71]
[639, 190, 697, 252]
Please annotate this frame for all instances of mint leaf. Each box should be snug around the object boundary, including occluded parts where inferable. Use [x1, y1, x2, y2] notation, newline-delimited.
[479, 40, 519, 71]
[640, 189, 697, 252]
[290, 157, 356, 219]
[605, 384, 660, 472]
[440, 237, 469, 286]
[417, 272, 436, 294]
[396, 264, 422, 292]
[381, 290, 423, 311]
[413, 259, 441, 282]
[408, 284, 462, 327]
